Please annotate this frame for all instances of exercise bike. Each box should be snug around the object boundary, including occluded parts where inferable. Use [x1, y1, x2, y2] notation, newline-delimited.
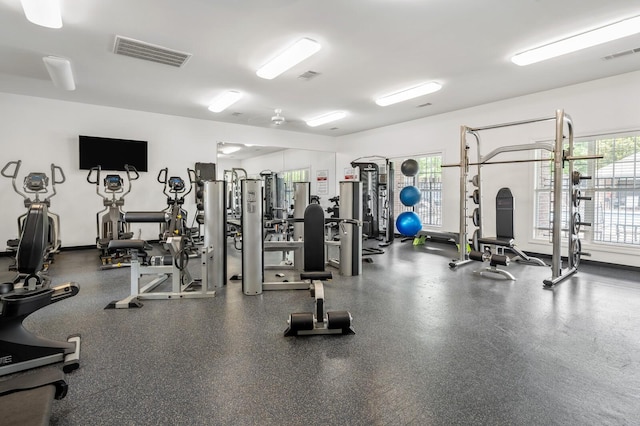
[87, 164, 140, 265]
[1, 160, 65, 271]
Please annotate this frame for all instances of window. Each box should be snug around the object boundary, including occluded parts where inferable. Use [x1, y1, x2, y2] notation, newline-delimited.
[391, 154, 443, 227]
[280, 168, 310, 214]
[535, 132, 640, 246]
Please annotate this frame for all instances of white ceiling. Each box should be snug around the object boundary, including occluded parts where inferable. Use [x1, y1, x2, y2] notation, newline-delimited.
[1, 0, 640, 137]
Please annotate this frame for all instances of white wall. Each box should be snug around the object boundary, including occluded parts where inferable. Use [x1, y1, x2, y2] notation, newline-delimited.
[240, 148, 337, 211]
[0, 93, 335, 247]
[335, 70, 640, 267]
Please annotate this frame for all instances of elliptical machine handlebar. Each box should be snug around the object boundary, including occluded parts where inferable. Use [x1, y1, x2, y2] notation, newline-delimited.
[86, 166, 105, 201]
[45, 164, 65, 203]
[123, 164, 139, 199]
[2, 160, 64, 204]
[88, 165, 139, 201]
[157, 167, 170, 198]
[157, 167, 196, 199]
[185, 168, 196, 198]
[1, 160, 28, 200]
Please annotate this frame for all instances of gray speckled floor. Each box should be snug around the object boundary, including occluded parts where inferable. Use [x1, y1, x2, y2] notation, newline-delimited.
[2, 240, 640, 425]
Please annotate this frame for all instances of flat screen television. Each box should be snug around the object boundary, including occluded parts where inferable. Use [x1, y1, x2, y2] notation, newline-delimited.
[79, 135, 148, 172]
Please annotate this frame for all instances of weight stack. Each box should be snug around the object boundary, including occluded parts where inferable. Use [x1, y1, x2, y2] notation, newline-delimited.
[203, 180, 227, 289]
[242, 179, 264, 295]
[339, 180, 363, 276]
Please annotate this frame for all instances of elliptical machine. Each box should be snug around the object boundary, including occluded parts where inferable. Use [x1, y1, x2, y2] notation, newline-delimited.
[157, 168, 198, 252]
[1, 161, 65, 270]
[1, 171, 81, 377]
[86, 165, 139, 265]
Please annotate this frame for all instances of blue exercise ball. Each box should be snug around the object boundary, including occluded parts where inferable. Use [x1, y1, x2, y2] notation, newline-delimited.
[401, 159, 419, 177]
[396, 211, 422, 236]
[399, 186, 421, 207]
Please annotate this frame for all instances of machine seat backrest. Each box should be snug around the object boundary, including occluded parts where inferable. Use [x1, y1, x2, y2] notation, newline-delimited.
[16, 203, 49, 275]
[303, 203, 325, 272]
[495, 187, 514, 241]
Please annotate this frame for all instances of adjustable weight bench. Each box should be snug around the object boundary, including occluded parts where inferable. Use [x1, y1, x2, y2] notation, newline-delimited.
[471, 187, 545, 280]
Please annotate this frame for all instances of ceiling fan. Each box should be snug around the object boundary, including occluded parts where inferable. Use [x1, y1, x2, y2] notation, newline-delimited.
[271, 108, 286, 126]
[248, 108, 302, 128]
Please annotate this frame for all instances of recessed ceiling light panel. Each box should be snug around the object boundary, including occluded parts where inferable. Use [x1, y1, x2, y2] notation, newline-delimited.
[306, 111, 346, 127]
[256, 38, 321, 80]
[511, 15, 640, 66]
[43, 56, 75, 90]
[21, 0, 62, 28]
[208, 91, 242, 113]
[375, 82, 442, 106]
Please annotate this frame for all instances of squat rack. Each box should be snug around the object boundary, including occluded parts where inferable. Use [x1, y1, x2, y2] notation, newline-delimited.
[445, 109, 599, 287]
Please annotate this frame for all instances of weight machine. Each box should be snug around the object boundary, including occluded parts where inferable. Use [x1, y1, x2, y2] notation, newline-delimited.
[1, 161, 65, 270]
[350, 157, 394, 247]
[445, 110, 600, 287]
[105, 180, 226, 308]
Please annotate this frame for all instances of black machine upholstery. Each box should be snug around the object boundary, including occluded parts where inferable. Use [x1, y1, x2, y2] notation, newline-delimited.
[478, 187, 515, 247]
[16, 203, 48, 276]
[303, 204, 325, 272]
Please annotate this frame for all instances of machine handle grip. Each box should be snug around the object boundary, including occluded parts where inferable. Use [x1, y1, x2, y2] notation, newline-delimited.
[86, 166, 101, 185]
[51, 164, 66, 185]
[125, 164, 140, 181]
[1, 160, 21, 178]
[157, 167, 168, 184]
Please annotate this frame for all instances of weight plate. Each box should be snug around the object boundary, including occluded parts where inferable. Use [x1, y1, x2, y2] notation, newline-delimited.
[570, 237, 581, 268]
[572, 212, 581, 235]
[471, 175, 479, 187]
[472, 189, 480, 205]
[471, 229, 479, 252]
[572, 189, 581, 208]
[572, 171, 581, 186]
[472, 208, 480, 227]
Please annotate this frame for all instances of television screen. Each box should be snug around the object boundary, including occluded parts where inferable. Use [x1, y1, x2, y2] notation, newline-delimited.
[79, 135, 148, 172]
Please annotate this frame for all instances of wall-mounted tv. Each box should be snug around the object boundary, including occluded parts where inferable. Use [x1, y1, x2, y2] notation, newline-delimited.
[79, 135, 148, 172]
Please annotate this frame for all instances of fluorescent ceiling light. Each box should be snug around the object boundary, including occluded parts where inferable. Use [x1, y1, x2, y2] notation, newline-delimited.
[512, 15, 640, 66]
[43, 56, 75, 90]
[21, 0, 62, 28]
[375, 82, 442, 106]
[220, 146, 241, 155]
[256, 38, 321, 80]
[306, 111, 346, 127]
[208, 91, 242, 113]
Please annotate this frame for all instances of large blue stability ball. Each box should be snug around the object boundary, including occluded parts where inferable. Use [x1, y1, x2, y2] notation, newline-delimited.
[399, 185, 421, 207]
[401, 159, 419, 177]
[396, 211, 422, 236]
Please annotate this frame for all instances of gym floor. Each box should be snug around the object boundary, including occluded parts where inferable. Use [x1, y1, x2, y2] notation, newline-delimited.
[2, 240, 639, 425]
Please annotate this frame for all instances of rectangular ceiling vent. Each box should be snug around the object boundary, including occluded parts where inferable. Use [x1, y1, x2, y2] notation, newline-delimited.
[603, 47, 640, 60]
[113, 35, 192, 67]
[298, 70, 321, 80]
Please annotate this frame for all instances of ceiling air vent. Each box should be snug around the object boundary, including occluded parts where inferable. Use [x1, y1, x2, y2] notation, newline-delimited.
[113, 35, 192, 67]
[603, 47, 640, 60]
[298, 70, 321, 80]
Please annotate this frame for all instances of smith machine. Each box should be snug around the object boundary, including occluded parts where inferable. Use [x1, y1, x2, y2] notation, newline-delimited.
[445, 109, 600, 287]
